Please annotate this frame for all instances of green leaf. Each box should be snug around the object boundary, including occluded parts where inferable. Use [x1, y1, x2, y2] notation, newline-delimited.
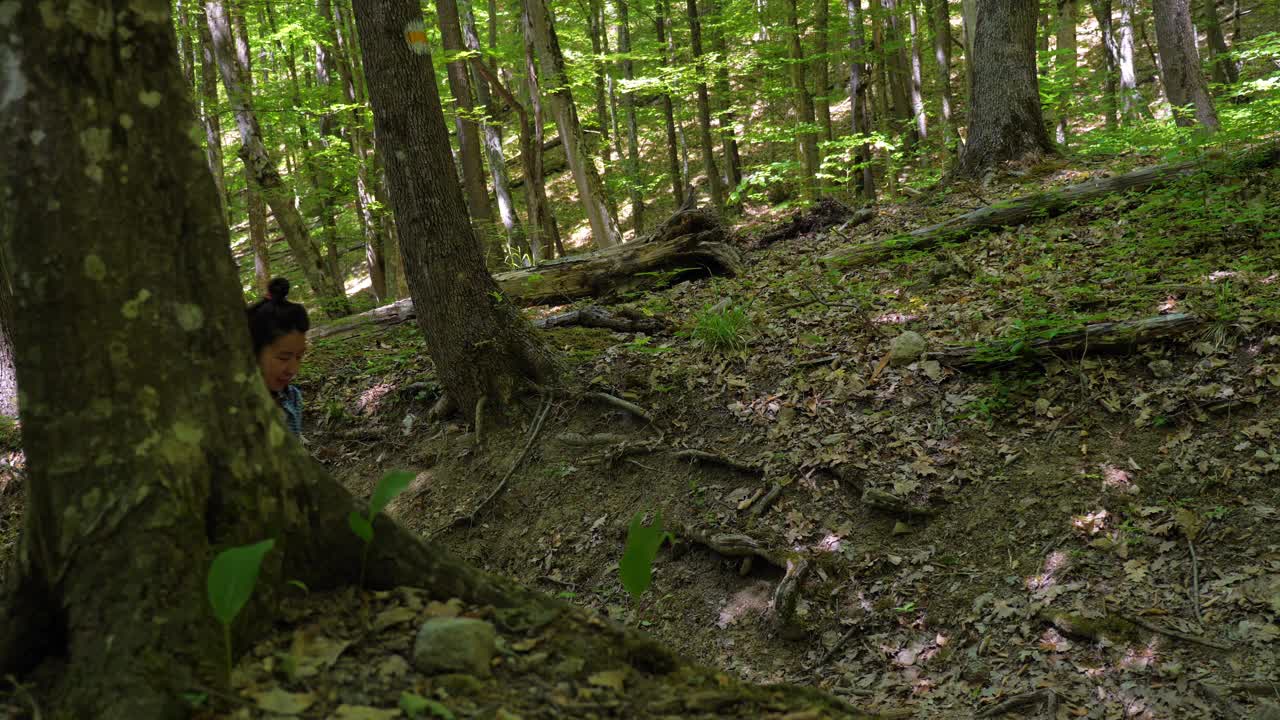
[399, 692, 455, 720]
[369, 470, 415, 517]
[619, 511, 668, 599]
[207, 539, 275, 627]
[348, 511, 374, 544]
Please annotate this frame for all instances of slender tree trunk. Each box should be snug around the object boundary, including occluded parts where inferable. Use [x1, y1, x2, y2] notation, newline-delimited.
[1199, 0, 1238, 84]
[1117, 0, 1143, 122]
[587, 0, 612, 162]
[205, 0, 350, 314]
[786, 0, 822, 198]
[688, 0, 727, 209]
[519, 8, 565, 259]
[231, 3, 273, 297]
[848, 0, 877, 199]
[815, 0, 835, 142]
[657, 0, 686, 206]
[617, 0, 646, 233]
[524, 0, 623, 247]
[196, 4, 232, 231]
[436, 0, 498, 262]
[710, 0, 744, 193]
[955, 0, 1056, 176]
[351, 0, 560, 414]
[0, 259, 16, 418]
[927, 0, 958, 148]
[1055, 0, 1077, 144]
[178, 0, 197, 90]
[1089, 0, 1120, 128]
[882, 0, 919, 148]
[909, 0, 929, 141]
[961, 0, 977, 100]
[1153, 0, 1221, 129]
[461, 0, 528, 260]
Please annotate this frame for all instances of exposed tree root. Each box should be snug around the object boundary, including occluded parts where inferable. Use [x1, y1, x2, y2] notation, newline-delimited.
[975, 688, 1058, 718]
[772, 557, 812, 626]
[671, 449, 762, 474]
[583, 391, 654, 424]
[821, 144, 1280, 269]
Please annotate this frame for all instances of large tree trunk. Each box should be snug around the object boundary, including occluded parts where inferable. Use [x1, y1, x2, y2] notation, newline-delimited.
[954, 0, 1056, 177]
[436, 0, 498, 263]
[205, 0, 350, 315]
[519, 8, 566, 260]
[1153, 0, 1221, 130]
[814, 0, 835, 142]
[524, 0, 623, 248]
[196, 3, 231, 229]
[353, 0, 560, 414]
[1055, 0, 1077, 145]
[1199, 0, 1238, 84]
[786, 0, 822, 198]
[1089, 0, 1121, 128]
[908, 0, 929, 141]
[848, 0, 877, 200]
[588, 0, 613, 164]
[618, 0, 646, 234]
[927, 0, 957, 148]
[463, 0, 528, 260]
[687, 0, 727, 210]
[1117, 0, 1143, 122]
[882, 0, 918, 148]
[657, 0, 686, 206]
[0, 259, 15, 418]
[711, 0, 744, 191]
[231, 4, 273, 296]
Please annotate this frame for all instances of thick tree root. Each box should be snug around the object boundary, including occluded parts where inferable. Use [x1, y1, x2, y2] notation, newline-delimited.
[821, 144, 1280, 269]
[772, 557, 812, 626]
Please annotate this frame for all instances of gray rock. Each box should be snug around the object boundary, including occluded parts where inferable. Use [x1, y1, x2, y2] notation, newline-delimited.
[1148, 359, 1174, 378]
[889, 331, 927, 366]
[412, 618, 497, 677]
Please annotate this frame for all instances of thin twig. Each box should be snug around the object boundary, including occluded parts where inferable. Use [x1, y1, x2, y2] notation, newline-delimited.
[975, 688, 1057, 718]
[813, 625, 861, 669]
[749, 484, 783, 517]
[584, 391, 653, 424]
[1188, 537, 1203, 624]
[441, 397, 553, 532]
[670, 449, 761, 474]
[1120, 613, 1232, 650]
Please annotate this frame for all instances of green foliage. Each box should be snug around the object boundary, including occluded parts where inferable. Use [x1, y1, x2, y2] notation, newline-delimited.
[689, 303, 750, 352]
[400, 692, 455, 719]
[348, 470, 415, 587]
[207, 539, 275, 679]
[619, 511, 671, 599]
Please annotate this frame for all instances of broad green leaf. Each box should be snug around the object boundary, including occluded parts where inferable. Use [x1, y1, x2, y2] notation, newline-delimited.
[399, 692, 456, 720]
[348, 511, 374, 544]
[369, 470, 415, 517]
[619, 512, 667, 599]
[207, 539, 275, 627]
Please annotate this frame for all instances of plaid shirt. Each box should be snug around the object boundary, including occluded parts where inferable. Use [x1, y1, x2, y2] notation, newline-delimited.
[275, 385, 303, 435]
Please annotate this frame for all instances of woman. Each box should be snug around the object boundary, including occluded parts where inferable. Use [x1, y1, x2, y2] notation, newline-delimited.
[246, 278, 309, 434]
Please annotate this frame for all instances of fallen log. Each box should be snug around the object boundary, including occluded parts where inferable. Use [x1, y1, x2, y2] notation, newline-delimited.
[822, 144, 1280, 268]
[531, 306, 669, 334]
[309, 209, 741, 341]
[754, 198, 874, 248]
[929, 313, 1201, 368]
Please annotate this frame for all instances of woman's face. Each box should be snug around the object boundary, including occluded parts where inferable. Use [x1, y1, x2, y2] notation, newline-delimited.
[258, 331, 307, 393]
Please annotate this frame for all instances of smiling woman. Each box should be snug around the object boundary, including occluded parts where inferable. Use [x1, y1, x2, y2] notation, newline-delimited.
[247, 277, 310, 434]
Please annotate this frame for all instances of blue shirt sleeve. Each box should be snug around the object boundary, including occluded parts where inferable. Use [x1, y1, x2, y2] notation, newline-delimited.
[281, 385, 303, 435]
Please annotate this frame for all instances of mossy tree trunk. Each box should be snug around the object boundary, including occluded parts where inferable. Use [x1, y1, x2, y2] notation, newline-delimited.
[351, 0, 561, 417]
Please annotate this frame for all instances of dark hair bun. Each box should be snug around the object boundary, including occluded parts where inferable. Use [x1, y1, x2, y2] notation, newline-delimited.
[267, 277, 290, 302]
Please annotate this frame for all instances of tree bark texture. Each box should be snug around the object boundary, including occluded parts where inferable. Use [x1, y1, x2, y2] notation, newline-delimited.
[1117, 0, 1143, 122]
[882, 0, 918, 148]
[711, 0, 744, 190]
[656, 0, 686, 206]
[352, 0, 560, 415]
[1153, 0, 1221, 130]
[927, 0, 957, 146]
[954, 0, 1056, 176]
[230, 4, 273, 296]
[518, 8, 567, 260]
[0, 259, 15, 417]
[618, 0, 646, 234]
[524, 0, 623, 248]
[588, 0, 613, 164]
[687, 0, 727, 210]
[196, 4, 231, 229]
[786, 0, 822, 198]
[908, 0, 928, 141]
[436, 0, 498, 263]
[814, 0, 835, 142]
[205, 0, 350, 315]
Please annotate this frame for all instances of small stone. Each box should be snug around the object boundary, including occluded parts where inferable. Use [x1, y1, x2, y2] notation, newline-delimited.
[412, 618, 497, 677]
[889, 331, 927, 366]
[1148, 359, 1174, 378]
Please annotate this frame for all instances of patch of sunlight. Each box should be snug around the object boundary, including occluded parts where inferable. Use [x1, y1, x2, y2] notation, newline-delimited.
[344, 272, 371, 296]
[1100, 463, 1135, 491]
[1158, 296, 1181, 313]
[1072, 509, 1110, 536]
[1118, 638, 1160, 670]
[872, 312, 919, 325]
[813, 533, 843, 553]
[1206, 270, 1239, 282]
[1038, 627, 1073, 652]
[357, 383, 394, 415]
[1026, 550, 1069, 591]
[716, 581, 773, 629]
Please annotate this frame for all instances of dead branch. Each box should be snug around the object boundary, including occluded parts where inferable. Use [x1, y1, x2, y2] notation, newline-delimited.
[532, 306, 668, 334]
[671, 449, 761, 474]
[975, 689, 1057, 718]
[929, 313, 1202, 368]
[861, 488, 937, 517]
[772, 557, 812, 625]
[749, 484, 784, 517]
[584, 392, 653, 424]
[1119, 613, 1232, 650]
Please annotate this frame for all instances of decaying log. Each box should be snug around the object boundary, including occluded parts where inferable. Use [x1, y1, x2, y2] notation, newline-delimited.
[675, 523, 790, 568]
[532, 306, 668, 334]
[861, 488, 936, 517]
[929, 313, 1202, 368]
[822, 144, 1280, 268]
[755, 198, 874, 248]
[308, 297, 416, 341]
[772, 557, 812, 625]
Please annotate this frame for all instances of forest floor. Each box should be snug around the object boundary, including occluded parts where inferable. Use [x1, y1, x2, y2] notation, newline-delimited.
[4, 148, 1280, 719]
